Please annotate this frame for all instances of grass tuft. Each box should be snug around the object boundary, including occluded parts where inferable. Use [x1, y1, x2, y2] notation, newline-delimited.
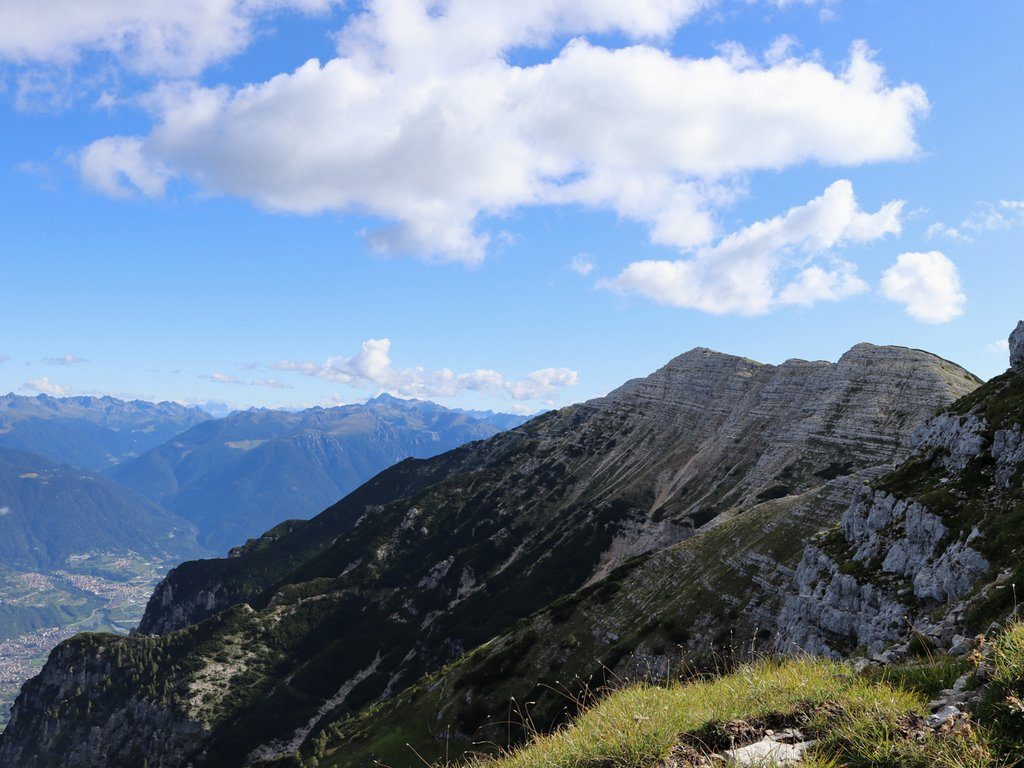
[460, 657, 1004, 768]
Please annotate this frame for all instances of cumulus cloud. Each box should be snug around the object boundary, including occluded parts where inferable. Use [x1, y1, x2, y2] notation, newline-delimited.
[43, 355, 87, 365]
[570, 254, 595, 276]
[0, 506, 10, 517]
[23, 377, 71, 396]
[0, 0, 340, 77]
[607, 180, 896, 315]
[78, 0, 926, 263]
[987, 339, 1010, 354]
[200, 372, 242, 384]
[272, 339, 578, 402]
[777, 261, 867, 306]
[79, 136, 174, 199]
[880, 251, 965, 324]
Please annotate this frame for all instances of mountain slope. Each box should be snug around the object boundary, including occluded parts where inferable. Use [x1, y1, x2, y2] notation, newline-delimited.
[0, 448, 202, 573]
[0, 341, 979, 768]
[0, 395, 210, 472]
[111, 395, 520, 551]
[306, 330, 1024, 768]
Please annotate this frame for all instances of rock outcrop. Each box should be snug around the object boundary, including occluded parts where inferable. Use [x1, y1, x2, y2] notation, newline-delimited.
[0, 635, 208, 768]
[1011, 320, 1024, 369]
[779, 487, 990, 656]
[778, 337, 1024, 658]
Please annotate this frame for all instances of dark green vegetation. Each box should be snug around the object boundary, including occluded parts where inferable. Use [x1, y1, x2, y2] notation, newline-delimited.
[112, 394, 522, 551]
[0, 343, 983, 767]
[0, 393, 210, 471]
[308, 487, 849, 767]
[0, 448, 202, 572]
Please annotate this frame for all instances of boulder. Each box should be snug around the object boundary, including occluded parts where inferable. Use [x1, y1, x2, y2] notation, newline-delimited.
[722, 736, 813, 766]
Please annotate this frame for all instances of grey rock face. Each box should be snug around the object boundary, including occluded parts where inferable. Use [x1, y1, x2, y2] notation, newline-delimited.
[1011, 320, 1024, 369]
[143, 342, 981, 638]
[779, 542, 907, 657]
[138, 580, 231, 638]
[0, 638, 207, 768]
[993, 426, 1024, 488]
[910, 413, 987, 472]
[778, 484, 989, 656]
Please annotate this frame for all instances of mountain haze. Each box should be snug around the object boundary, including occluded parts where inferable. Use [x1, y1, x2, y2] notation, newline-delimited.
[111, 395, 527, 551]
[0, 448, 201, 573]
[0, 395, 211, 472]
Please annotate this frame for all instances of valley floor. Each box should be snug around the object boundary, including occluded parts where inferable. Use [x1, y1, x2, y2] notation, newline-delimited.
[0, 554, 173, 730]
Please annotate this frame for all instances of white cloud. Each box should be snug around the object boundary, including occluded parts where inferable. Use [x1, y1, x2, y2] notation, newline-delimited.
[43, 355, 87, 365]
[200, 372, 242, 384]
[926, 221, 971, 243]
[0, 506, 10, 517]
[764, 34, 798, 65]
[962, 200, 1024, 233]
[607, 179, 897, 315]
[272, 339, 579, 402]
[928, 199, 1024, 242]
[0, 0, 340, 77]
[79, 136, 174, 199]
[23, 377, 71, 396]
[880, 251, 965, 324]
[504, 368, 580, 400]
[755, 0, 840, 22]
[250, 378, 293, 389]
[79, 1, 926, 264]
[0, 355, 9, 365]
[570, 254, 595, 276]
[778, 260, 867, 306]
[987, 339, 1010, 354]
[762, 0, 835, 8]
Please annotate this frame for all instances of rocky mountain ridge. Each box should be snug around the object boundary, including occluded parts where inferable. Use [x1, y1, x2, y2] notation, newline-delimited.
[781, 322, 1024, 660]
[0, 340, 984, 767]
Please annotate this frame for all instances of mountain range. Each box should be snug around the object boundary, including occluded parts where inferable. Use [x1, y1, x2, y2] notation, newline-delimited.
[110, 394, 528, 551]
[0, 336, 1000, 768]
[0, 394, 211, 472]
[0, 392, 528, 736]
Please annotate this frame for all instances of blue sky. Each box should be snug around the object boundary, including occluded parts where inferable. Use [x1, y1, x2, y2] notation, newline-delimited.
[1, 0, 1022, 414]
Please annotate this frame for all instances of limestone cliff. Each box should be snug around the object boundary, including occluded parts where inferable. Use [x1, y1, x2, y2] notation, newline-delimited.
[779, 324, 1024, 659]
